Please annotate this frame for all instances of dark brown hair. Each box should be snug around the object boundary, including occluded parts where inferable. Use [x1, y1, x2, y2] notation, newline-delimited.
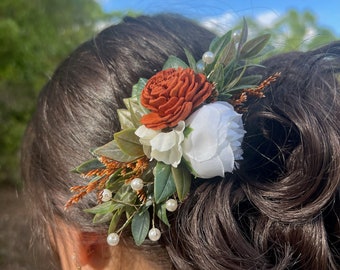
[21, 14, 214, 268]
[22, 14, 340, 269]
[164, 44, 340, 269]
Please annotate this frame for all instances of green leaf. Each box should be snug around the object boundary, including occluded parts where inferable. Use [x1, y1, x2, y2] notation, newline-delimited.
[240, 34, 271, 59]
[114, 184, 137, 204]
[172, 163, 191, 201]
[131, 210, 150, 246]
[153, 162, 176, 204]
[184, 48, 197, 72]
[156, 203, 170, 227]
[117, 108, 135, 129]
[237, 18, 248, 55]
[108, 209, 123, 233]
[131, 78, 147, 98]
[84, 201, 123, 215]
[71, 158, 105, 174]
[93, 140, 136, 162]
[93, 212, 113, 224]
[114, 128, 144, 157]
[163, 56, 188, 69]
[183, 126, 193, 138]
[217, 39, 236, 67]
[209, 30, 232, 54]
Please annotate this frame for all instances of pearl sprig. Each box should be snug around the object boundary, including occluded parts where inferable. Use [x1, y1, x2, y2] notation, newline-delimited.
[130, 178, 144, 191]
[107, 232, 120, 246]
[148, 227, 161, 241]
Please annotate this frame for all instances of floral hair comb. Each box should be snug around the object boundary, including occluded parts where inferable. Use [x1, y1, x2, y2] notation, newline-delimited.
[65, 21, 279, 246]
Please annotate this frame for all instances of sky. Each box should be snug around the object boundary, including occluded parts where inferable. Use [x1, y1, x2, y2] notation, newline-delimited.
[99, 0, 340, 35]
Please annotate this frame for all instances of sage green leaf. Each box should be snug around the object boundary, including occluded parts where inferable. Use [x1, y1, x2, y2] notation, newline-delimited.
[163, 56, 188, 69]
[108, 209, 123, 233]
[171, 164, 191, 201]
[217, 39, 236, 67]
[93, 212, 113, 224]
[156, 203, 170, 227]
[209, 30, 232, 54]
[114, 128, 144, 157]
[84, 201, 124, 215]
[93, 140, 136, 162]
[71, 158, 104, 174]
[117, 108, 134, 129]
[184, 48, 197, 72]
[131, 210, 150, 246]
[240, 34, 271, 59]
[131, 78, 147, 98]
[114, 184, 137, 204]
[106, 174, 125, 192]
[237, 18, 248, 55]
[154, 162, 176, 204]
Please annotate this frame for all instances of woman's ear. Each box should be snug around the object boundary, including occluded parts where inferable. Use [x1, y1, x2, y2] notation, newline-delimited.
[52, 221, 113, 270]
[77, 231, 112, 269]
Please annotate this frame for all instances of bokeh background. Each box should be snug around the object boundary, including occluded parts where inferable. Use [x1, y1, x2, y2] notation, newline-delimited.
[1, 0, 339, 269]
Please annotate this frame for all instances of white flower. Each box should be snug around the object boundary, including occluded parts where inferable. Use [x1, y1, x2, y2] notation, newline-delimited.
[182, 101, 245, 178]
[135, 121, 185, 167]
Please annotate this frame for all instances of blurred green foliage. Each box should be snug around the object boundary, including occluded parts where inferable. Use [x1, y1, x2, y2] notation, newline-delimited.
[0, 3, 338, 187]
[233, 10, 338, 54]
[0, 0, 131, 186]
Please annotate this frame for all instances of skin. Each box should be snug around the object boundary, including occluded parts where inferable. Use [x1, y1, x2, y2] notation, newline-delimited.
[54, 222, 164, 270]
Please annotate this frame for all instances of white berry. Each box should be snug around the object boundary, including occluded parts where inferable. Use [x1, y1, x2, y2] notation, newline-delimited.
[107, 233, 119, 246]
[165, 199, 178, 212]
[101, 189, 112, 202]
[202, 51, 215, 64]
[130, 178, 144, 191]
[148, 228, 161, 241]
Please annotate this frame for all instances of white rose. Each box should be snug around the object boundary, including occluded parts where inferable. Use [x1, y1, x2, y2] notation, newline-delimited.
[135, 121, 185, 167]
[182, 101, 245, 178]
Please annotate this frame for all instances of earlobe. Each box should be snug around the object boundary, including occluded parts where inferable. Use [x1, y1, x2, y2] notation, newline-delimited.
[77, 231, 112, 269]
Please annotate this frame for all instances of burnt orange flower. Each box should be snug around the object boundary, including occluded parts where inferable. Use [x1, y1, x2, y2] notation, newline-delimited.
[140, 68, 213, 130]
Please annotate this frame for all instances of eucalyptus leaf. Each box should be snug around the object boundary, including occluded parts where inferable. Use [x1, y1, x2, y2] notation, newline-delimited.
[216, 39, 236, 67]
[93, 140, 136, 162]
[237, 19, 248, 55]
[108, 208, 123, 233]
[156, 203, 170, 227]
[163, 56, 188, 69]
[84, 201, 124, 215]
[240, 34, 271, 59]
[153, 162, 176, 204]
[209, 30, 232, 54]
[232, 74, 263, 88]
[106, 174, 125, 193]
[131, 210, 150, 246]
[132, 78, 147, 98]
[114, 128, 144, 157]
[114, 184, 137, 204]
[171, 163, 191, 201]
[93, 212, 113, 224]
[184, 48, 197, 72]
[117, 108, 134, 129]
[71, 158, 105, 174]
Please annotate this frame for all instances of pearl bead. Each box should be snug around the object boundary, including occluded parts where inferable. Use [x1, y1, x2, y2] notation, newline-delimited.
[148, 228, 161, 241]
[202, 51, 215, 64]
[101, 189, 112, 202]
[196, 60, 205, 73]
[107, 233, 119, 246]
[165, 199, 178, 212]
[130, 178, 144, 191]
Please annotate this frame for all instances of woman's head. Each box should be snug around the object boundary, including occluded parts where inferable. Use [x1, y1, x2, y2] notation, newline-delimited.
[21, 14, 215, 269]
[22, 13, 340, 269]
